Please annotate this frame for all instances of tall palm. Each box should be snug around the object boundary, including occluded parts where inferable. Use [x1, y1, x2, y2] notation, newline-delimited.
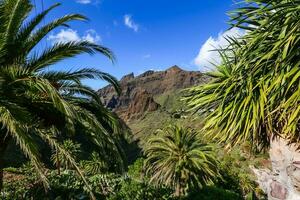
[185, 0, 300, 198]
[144, 125, 220, 197]
[0, 0, 122, 197]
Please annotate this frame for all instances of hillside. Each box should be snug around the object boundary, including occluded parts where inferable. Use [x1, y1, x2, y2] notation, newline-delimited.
[97, 65, 209, 143]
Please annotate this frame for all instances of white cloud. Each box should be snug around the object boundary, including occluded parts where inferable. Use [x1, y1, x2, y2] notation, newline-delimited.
[82, 29, 101, 43]
[48, 29, 80, 44]
[142, 54, 151, 59]
[48, 29, 101, 44]
[194, 28, 245, 71]
[124, 15, 139, 32]
[76, 0, 91, 4]
[75, 0, 101, 5]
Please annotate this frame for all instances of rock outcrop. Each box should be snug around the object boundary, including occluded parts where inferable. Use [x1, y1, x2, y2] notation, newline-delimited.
[98, 65, 208, 121]
[252, 138, 300, 200]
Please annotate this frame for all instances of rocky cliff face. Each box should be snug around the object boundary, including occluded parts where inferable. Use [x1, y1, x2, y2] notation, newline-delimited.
[252, 138, 300, 200]
[98, 65, 208, 121]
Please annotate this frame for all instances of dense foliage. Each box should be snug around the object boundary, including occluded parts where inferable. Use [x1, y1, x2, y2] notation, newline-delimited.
[0, 0, 279, 199]
[2, 149, 262, 200]
[0, 0, 124, 198]
[185, 0, 300, 150]
[144, 125, 220, 196]
[2, 163, 173, 200]
[51, 140, 81, 171]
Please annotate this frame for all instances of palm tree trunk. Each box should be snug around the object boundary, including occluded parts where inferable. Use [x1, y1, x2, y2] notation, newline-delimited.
[252, 137, 300, 200]
[0, 152, 4, 193]
[0, 135, 9, 193]
[175, 179, 185, 197]
[175, 183, 181, 197]
[56, 150, 61, 175]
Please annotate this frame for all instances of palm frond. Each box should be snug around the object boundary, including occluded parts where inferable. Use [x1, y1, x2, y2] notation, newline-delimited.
[144, 125, 220, 196]
[24, 14, 88, 53]
[16, 3, 61, 43]
[27, 41, 115, 72]
[40, 68, 120, 95]
[185, 0, 300, 150]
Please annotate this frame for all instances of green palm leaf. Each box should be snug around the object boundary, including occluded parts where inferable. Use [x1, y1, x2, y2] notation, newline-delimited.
[185, 0, 300, 150]
[144, 125, 220, 196]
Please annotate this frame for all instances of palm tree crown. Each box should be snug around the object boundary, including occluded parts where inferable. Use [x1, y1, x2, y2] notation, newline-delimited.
[144, 125, 220, 196]
[0, 0, 123, 197]
[185, 0, 300, 150]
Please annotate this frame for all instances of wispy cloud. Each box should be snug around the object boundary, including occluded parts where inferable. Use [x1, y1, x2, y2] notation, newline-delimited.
[82, 29, 101, 43]
[142, 54, 151, 59]
[124, 14, 139, 32]
[76, 0, 91, 4]
[194, 28, 245, 71]
[113, 20, 118, 26]
[48, 29, 101, 44]
[75, 0, 101, 5]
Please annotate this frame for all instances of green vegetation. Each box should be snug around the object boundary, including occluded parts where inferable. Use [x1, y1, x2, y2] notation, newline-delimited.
[185, 0, 300, 150]
[51, 140, 81, 172]
[3, 0, 299, 199]
[2, 162, 173, 200]
[82, 152, 109, 175]
[144, 125, 220, 197]
[129, 91, 204, 145]
[185, 0, 300, 198]
[154, 90, 185, 112]
[0, 0, 124, 198]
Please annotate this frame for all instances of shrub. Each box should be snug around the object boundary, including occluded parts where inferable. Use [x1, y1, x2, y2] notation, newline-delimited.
[108, 179, 174, 200]
[185, 186, 243, 200]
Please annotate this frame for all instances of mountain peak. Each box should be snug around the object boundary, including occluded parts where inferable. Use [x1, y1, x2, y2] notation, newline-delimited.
[98, 66, 208, 121]
[120, 72, 134, 82]
[166, 65, 182, 72]
[138, 70, 155, 78]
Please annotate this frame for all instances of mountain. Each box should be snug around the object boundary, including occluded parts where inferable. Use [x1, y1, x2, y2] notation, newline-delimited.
[98, 65, 209, 122]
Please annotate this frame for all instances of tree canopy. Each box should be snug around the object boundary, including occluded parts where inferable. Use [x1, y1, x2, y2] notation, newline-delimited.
[144, 125, 220, 196]
[0, 0, 124, 197]
[185, 0, 300, 150]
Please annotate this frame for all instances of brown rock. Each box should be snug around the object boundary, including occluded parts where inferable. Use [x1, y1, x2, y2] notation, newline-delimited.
[125, 89, 160, 120]
[253, 138, 300, 200]
[120, 73, 134, 82]
[287, 164, 300, 191]
[270, 181, 287, 200]
[98, 65, 209, 121]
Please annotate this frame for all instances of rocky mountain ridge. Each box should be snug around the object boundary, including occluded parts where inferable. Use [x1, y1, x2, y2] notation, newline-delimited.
[97, 65, 209, 121]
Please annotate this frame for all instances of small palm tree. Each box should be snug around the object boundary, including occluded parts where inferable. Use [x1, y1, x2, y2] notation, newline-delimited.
[51, 140, 81, 172]
[83, 152, 109, 175]
[0, 0, 123, 197]
[144, 125, 220, 197]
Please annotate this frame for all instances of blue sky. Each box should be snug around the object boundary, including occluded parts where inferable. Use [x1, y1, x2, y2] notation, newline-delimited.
[34, 0, 240, 89]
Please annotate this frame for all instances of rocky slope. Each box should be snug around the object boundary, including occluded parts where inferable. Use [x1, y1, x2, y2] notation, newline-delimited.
[97, 65, 209, 121]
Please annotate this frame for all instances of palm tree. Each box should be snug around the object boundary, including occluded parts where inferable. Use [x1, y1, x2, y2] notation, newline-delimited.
[0, 0, 123, 197]
[82, 152, 109, 175]
[185, 0, 300, 198]
[51, 140, 81, 172]
[144, 125, 220, 197]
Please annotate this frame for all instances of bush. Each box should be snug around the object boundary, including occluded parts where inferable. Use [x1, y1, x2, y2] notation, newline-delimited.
[127, 158, 144, 180]
[2, 169, 90, 200]
[185, 186, 243, 200]
[108, 179, 174, 200]
[2, 164, 173, 200]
